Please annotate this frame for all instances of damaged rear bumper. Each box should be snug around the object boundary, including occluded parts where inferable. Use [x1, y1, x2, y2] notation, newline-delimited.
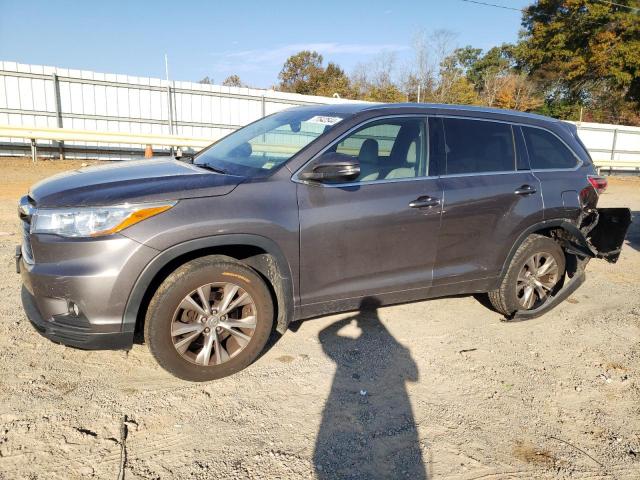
[510, 207, 632, 321]
[580, 208, 632, 263]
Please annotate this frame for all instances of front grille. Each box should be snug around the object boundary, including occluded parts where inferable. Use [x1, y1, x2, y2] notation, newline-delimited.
[21, 220, 34, 263]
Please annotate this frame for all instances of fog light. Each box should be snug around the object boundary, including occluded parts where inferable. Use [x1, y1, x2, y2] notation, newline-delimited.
[69, 302, 80, 316]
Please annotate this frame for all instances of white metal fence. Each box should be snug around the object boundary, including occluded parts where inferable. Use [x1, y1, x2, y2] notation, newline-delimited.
[571, 121, 640, 173]
[0, 61, 359, 159]
[1, 61, 639, 171]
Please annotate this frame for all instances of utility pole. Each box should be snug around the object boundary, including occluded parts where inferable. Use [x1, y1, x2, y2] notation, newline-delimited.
[164, 54, 174, 156]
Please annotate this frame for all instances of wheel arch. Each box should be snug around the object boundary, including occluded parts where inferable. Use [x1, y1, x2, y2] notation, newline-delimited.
[497, 219, 590, 284]
[122, 235, 294, 342]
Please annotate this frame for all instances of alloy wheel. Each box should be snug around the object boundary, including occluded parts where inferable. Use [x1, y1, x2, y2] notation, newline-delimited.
[170, 282, 257, 366]
[516, 252, 561, 310]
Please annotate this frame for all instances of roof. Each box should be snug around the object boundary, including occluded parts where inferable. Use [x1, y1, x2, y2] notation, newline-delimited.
[361, 102, 559, 123]
[296, 102, 559, 124]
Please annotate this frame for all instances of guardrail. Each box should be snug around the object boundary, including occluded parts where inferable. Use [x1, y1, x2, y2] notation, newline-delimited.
[0, 124, 213, 161]
[2, 123, 639, 173]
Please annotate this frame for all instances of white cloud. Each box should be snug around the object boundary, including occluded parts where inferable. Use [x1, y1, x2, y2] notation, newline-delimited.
[209, 42, 408, 74]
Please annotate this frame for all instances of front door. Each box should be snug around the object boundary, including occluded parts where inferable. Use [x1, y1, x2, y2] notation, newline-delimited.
[296, 116, 442, 313]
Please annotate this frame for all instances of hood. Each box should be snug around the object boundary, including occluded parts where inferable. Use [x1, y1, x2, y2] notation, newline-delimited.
[29, 159, 245, 208]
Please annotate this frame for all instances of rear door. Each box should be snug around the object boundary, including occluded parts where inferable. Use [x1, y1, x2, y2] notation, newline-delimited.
[431, 116, 544, 286]
[296, 116, 443, 312]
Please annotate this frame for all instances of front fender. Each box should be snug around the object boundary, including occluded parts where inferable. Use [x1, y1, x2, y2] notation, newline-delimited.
[121, 234, 295, 338]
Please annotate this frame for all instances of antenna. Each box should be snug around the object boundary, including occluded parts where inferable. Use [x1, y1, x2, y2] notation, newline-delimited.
[164, 53, 170, 82]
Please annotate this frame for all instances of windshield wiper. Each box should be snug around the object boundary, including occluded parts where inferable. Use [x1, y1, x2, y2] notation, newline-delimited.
[195, 163, 227, 174]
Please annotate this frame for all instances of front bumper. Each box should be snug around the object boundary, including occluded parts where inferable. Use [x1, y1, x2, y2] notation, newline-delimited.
[18, 233, 158, 350]
[21, 285, 132, 349]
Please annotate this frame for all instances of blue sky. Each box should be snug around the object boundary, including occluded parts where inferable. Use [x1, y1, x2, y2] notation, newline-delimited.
[0, 0, 532, 88]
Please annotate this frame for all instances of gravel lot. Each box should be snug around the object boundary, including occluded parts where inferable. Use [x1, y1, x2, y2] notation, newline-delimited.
[0, 158, 638, 479]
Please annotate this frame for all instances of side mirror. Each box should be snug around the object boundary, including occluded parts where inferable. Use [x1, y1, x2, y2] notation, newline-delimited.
[299, 152, 360, 182]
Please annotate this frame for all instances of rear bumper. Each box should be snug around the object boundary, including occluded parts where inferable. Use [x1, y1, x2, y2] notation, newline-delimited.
[585, 208, 632, 263]
[21, 285, 132, 350]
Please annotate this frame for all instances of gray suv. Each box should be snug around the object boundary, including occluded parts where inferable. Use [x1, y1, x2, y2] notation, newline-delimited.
[17, 104, 631, 381]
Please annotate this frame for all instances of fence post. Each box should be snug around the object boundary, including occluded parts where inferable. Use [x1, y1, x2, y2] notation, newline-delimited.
[166, 84, 175, 157]
[166, 84, 174, 135]
[52, 73, 64, 159]
[30, 138, 37, 163]
[261, 94, 266, 118]
[610, 128, 618, 162]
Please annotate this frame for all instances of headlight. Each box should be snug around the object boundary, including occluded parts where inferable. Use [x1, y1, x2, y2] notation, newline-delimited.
[31, 202, 176, 237]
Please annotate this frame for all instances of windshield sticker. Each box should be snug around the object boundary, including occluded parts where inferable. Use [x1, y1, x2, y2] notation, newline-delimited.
[306, 116, 342, 126]
[262, 161, 276, 169]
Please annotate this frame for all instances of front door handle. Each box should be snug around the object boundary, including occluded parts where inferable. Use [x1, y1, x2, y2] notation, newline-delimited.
[514, 185, 537, 196]
[409, 196, 440, 208]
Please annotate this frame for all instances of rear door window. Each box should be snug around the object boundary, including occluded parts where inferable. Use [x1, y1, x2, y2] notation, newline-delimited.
[442, 118, 516, 175]
[522, 127, 578, 169]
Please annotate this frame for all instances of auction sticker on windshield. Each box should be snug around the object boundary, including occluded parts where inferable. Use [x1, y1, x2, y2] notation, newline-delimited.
[307, 116, 342, 126]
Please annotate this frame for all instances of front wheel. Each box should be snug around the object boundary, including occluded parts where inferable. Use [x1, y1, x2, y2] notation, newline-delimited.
[144, 256, 274, 381]
[488, 234, 566, 316]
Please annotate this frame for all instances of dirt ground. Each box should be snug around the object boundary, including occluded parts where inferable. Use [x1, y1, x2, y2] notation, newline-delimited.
[0, 157, 638, 480]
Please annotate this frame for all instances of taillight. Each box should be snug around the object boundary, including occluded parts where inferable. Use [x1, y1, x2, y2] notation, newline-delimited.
[588, 175, 607, 194]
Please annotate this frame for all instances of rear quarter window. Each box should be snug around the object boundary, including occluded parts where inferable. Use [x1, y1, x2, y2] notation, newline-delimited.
[522, 127, 578, 170]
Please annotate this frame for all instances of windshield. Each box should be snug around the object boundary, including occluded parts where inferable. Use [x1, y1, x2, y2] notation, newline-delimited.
[194, 108, 349, 176]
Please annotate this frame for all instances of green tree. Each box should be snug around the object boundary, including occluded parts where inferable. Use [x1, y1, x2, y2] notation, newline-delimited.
[278, 51, 353, 97]
[278, 50, 324, 94]
[362, 84, 405, 103]
[516, 0, 640, 122]
[315, 62, 353, 98]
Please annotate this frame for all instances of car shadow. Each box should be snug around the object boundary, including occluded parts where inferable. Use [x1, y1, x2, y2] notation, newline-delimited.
[312, 297, 428, 479]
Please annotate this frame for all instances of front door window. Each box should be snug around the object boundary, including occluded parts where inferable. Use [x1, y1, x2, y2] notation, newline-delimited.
[330, 118, 427, 182]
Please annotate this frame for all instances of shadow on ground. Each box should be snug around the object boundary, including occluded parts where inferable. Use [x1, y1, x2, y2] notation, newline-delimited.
[312, 297, 428, 479]
[626, 211, 639, 252]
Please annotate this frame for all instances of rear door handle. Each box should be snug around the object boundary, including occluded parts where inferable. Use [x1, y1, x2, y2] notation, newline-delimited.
[409, 196, 440, 208]
[514, 185, 537, 195]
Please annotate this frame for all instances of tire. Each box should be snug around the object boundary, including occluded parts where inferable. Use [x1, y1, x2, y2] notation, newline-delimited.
[144, 255, 274, 381]
[488, 234, 566, 317]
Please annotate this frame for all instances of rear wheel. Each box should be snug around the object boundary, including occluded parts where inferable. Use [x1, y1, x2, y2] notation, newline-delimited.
[488, 234, 565, 316]
[144, 256, 274, 381]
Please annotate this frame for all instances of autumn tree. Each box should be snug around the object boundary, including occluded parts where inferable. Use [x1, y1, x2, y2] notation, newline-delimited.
[314, 62, 353, 98]
[222, 75, 245, 88]
[426, 46, 480, 105]
[351, 52, 405, 102]
[493, 73, 542, 111]
[278, 51, 324, 95]
[516, 0, 640, 122]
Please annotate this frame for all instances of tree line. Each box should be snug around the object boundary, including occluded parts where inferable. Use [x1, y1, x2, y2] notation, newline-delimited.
[202, 0, 640, 125]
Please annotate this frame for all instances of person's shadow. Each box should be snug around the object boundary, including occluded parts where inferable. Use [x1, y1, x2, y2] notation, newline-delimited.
[313, 297, 427, 479]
